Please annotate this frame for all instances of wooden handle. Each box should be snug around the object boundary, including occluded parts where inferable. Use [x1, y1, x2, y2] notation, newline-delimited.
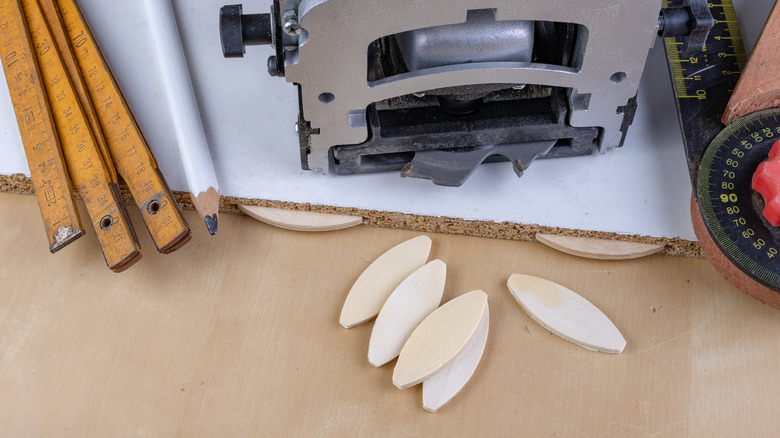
[723, 1, 780, 124]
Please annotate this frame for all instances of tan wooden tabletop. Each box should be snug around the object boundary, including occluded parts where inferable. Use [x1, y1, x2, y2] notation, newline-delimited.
[1, 192, 778, 437]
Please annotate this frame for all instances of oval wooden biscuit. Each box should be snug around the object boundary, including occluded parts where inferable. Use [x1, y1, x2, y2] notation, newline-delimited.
[340, 236, 431, 328]
[393, 290, 487, 390]
[422, 302, 489, 412]
[368, 259, 446, 367]
[507, 274, 626, 354]
[535, 233, 664, 260]
[239, 205, 362, 232]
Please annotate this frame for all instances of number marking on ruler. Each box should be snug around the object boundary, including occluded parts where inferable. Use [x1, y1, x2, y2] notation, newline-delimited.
[697, 109, 780, 290]
[21, 0, 140, 271]
[54, 0, 191, 253]
[0, 0, 83, 252]
[665, 1, 746, 100]
[37, 0, 117, 184]
[662, 0, 748, 181]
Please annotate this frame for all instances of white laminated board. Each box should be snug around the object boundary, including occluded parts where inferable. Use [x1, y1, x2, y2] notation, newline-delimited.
[0, 0, 774, 240]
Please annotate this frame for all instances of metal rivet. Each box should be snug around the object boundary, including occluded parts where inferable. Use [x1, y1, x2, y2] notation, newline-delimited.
[147, 200, 161, 215]
[100, 215, 113, 230]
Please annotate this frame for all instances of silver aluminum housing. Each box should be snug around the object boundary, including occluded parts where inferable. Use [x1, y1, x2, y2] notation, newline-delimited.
[280, 0, 662, 172]
[395, 9, 535, 71]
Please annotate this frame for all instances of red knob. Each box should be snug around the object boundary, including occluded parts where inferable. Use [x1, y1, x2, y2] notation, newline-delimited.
[752, 140, 780, 226]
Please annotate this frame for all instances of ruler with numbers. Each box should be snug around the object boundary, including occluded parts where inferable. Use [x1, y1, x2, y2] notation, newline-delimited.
[662, 0, 748, 180]
[21, 0, 141, 271]
[0, 0, 191, 270]
[0, 0, 84, 252]
[51, 0, 191, 254]
[664, 0, 780, 303]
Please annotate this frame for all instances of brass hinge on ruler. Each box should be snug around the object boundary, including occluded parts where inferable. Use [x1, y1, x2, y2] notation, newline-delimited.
[0, 0, 191, 271]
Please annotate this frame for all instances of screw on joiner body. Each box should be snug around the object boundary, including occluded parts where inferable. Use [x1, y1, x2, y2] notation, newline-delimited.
[282, 10, 301, 35]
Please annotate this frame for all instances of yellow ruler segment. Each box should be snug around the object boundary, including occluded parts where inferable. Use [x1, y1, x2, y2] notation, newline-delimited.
[37, 0, 117, 184]
[720, 0, 747, 70]
[21, 0, 141, 271]
[54, 0, 192, 254]
[0, 0, 84, 252]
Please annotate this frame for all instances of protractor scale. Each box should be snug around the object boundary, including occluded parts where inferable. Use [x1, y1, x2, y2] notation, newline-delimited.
[664, 0, 780, 306]
[696, 109, 780, 294]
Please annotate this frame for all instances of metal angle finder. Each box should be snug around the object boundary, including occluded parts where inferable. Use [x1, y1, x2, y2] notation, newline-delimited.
[665, 1, 780, 308]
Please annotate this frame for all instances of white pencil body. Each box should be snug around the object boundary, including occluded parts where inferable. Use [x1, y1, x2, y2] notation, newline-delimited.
[144, 0, 219, 233]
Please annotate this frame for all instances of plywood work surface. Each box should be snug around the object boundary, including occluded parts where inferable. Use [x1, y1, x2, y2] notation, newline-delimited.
[1, 192, 780, 437]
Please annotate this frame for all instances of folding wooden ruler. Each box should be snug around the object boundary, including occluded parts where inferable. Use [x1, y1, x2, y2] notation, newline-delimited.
[0, 0, 191, 271]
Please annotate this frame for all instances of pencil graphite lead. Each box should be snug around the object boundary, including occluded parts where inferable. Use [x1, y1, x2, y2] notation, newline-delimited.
[190, 187, 220, 236]
[205, 214, 218, 235]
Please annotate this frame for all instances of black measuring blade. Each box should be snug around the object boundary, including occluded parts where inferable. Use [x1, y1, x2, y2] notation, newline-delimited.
[661, 0, 747, 184]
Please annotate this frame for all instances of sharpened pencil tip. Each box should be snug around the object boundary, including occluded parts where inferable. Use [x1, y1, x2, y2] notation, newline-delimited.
[204, 214, 218, 235]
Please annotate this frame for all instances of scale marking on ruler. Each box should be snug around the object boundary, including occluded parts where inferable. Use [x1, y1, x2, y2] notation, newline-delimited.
[21, 0, 141, 270]
[0, 0, 84, 252]
[54, 0, 191, 253]
[663, 0, 748, 180]
[665, 0, 780, 294]
[38, 0, 117, 184]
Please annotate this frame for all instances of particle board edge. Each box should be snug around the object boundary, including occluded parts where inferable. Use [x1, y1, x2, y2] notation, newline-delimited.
[0, 173, 702, 257]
